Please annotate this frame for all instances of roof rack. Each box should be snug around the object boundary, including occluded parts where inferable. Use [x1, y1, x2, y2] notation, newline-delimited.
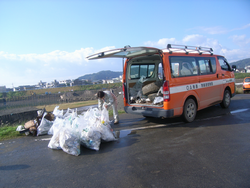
[166, 44, 213, 55]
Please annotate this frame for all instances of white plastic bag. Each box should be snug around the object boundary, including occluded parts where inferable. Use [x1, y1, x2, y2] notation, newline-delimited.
[48, 130, 61, 149]
[98, 123, 115, 142]
[98, 107, 115, 141]
[59, 128, 80, 156]
[48, 117, 65, 135]
[153, 96, 163, 104]
[52, 106, 63, 118]
[63, 108, 77, 119]
[48, 106, 116, 155]
[48, 127, 80, 156]
[16, 125, 25, 131]
[78, 108, 102, 150]
[80, 128, 101, 151]
[37, 112, 54, 136]
[157, 87, 163, 96]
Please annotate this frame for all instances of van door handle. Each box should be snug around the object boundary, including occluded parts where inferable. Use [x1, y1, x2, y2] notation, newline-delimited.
[217, 74, 219, 78]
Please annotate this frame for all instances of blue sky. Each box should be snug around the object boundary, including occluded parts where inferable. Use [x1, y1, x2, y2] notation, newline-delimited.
[0, 0, 250, 88]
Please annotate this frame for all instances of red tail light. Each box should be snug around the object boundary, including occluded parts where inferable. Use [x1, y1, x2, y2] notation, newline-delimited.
[163, 81, 170, 102]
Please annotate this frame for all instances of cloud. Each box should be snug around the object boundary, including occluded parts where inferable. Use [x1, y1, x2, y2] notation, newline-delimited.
[0, 46, 116, 65]
[182, 34, 207, 44]
[144, 38, 179, 48]
[219, 48, 250, 62]
[0, 46, 119, 88]
[144, 34, 219, 50]
[200, 26, 227, 34]
[229, 34, 250, 47]
[143, 35, 250, 63]
[231, 23, 250, 31]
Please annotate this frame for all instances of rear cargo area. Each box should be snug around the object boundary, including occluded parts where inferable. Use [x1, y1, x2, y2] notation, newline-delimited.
[125, 54, 164, 107]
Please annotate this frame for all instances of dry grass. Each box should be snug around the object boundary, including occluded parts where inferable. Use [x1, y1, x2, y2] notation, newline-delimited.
[236, 87, 243, 94]
[27, 83, 122, 96]
[35, 100, 98, 112]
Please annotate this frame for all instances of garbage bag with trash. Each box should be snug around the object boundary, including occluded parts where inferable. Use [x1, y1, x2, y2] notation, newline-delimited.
[37, 112, 54, 136]
[129, 76, 147, 101]
[48, 106, 116, 156]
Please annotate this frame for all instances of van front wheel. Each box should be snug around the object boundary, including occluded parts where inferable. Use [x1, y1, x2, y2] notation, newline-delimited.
[183, 98, 197, 123]
[220, 90, 231, 108]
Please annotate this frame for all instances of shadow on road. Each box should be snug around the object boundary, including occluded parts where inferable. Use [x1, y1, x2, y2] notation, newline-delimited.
[0, 164, 30, 171]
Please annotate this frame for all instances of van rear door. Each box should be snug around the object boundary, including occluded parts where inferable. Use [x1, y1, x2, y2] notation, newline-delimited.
[86, 47, 162, 60]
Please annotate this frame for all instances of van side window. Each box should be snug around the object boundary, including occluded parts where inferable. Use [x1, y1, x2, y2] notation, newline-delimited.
[170, 57, 197, 77]
[130, 64, 155, 79]
[197, 57, 216, 74]
[210, 58, 217, 73]
[218, 57, 231, 71]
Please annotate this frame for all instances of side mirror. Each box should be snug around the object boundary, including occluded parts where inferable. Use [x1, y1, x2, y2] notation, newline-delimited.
[232, 65, 237, 71]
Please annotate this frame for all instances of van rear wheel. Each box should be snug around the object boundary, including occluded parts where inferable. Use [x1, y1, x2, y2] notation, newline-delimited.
[220, 89, 231, 108]
[183, 98, 197, 123]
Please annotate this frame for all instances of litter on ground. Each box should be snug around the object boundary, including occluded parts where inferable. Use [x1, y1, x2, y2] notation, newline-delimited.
[17, 106, 116, 156]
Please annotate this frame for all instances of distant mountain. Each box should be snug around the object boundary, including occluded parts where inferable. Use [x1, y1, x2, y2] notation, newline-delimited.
[230, 58, 250, 69]
[78, 70, 122, 80]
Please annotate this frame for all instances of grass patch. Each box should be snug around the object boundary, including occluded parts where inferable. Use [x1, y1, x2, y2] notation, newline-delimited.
[108, 109, 126, 116]
[0, 125, 25, 141]
[235, 73, 250, 79]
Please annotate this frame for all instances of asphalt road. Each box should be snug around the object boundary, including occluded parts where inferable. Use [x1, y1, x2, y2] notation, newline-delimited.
[1, 94, 250, 188]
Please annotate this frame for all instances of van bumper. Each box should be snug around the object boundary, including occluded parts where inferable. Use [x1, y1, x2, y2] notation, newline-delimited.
[124, 106, 174, 118]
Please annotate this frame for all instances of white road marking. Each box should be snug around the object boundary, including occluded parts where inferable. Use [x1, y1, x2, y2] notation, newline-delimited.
[231, 108, 249, 114]
[122, 122, 184, 131]
[34, 138, 51, 141]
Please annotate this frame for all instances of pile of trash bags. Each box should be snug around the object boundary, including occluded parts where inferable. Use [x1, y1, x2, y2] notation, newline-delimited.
[16, 109, 54, 136]
[17, 106, 116, 156]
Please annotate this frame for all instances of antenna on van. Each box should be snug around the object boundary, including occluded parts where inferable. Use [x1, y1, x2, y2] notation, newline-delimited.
[166, 44, 213, 55]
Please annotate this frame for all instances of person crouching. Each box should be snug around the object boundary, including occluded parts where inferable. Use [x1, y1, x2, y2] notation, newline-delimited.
[97, 90, 119, 124]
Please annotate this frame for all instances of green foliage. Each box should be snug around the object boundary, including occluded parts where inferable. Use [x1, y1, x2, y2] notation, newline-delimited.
[0, 125, 24, 140]
[234, 73, 250, 79]
[6, 91, 27, 99]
